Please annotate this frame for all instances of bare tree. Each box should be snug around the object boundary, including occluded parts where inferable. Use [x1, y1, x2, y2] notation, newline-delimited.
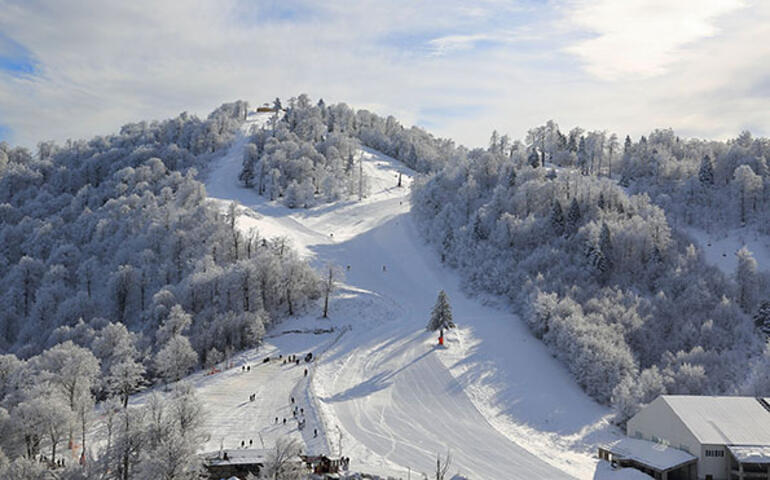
[435, 450, 452, 480]
[264, 437, 305, 480]
[322, 264, 343, 318]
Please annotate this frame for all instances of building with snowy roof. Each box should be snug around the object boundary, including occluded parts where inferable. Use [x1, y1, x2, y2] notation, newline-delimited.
[611, 395, 770, 480]
[200, 448, 272, 479]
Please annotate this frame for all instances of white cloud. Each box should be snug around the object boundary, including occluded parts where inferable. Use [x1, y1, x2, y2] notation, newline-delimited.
[566, 0, 745, 80]
[0, 0, 767, 150]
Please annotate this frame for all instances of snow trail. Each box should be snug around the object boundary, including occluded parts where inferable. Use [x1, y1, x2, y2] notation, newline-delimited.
[200, 110, 618, 479]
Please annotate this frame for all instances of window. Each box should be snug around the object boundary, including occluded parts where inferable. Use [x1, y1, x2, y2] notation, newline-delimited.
[705, 449, 724, 457]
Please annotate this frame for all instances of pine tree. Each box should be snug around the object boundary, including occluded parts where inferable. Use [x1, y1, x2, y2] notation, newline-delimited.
[598, 192, 606, 209]
[599, 222, 613, 270]
[736, 247, 758, 313]
[699, 155, 714, 185]
[550, 201, 565, 236]
[755, 301, 770, 338]
[507, 166, 517, 188]
[623, 135, 632, 154]
[577, 137, 588, 175]
[566, 198, 581, 234]
[528, 149, 540, 168]
[427, 290, 455, 332]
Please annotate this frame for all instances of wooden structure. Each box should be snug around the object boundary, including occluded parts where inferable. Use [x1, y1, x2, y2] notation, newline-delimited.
[201, 449, 269, 479]
[301, 454, 343, 475]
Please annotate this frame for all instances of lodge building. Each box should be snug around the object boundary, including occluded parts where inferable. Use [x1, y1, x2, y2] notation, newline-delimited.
[600, 396, 770, 480]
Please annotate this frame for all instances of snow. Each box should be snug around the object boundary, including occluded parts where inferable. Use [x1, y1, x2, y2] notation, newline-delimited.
[660, 396, 770, 445]
[194, 109, 621, 479]
[728, 445, 770, 463]
[684, 225, 770, 274]
[592, 462, 654, 480]
[599, 437, 695, 471]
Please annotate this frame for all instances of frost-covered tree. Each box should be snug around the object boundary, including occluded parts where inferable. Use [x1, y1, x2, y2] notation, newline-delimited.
[109, 358, 146, 408]
[550, 201, 565, 236]
[699, 155, 714, 185]
[736, 247, 759, 313]
[427, 290, 455, 333]
[155, 335, 198, 384]
[263, 437, 305, 480]
[755, 301, 770, 338]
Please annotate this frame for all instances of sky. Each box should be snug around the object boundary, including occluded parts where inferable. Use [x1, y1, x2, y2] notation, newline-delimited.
[0, 0, 768, 149]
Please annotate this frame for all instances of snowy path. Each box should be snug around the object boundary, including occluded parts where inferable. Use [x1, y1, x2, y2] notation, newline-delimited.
[200, 111, 617, 479]
[196, 333, 332, 455]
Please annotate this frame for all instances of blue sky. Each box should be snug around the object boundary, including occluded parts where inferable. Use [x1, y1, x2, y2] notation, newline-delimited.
[0, 0, 767, 148]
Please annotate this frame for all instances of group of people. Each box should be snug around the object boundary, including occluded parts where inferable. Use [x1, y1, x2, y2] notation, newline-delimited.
[241, 364, 251, 372]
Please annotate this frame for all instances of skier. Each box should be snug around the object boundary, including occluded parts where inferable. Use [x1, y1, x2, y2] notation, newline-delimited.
[283, 418, 286, 425]
[300, 408, 304, 415]
[382, 265, 386, 272]
[249, 439, 253, 446]
[304, 368, 308, 377]
[275, 417, 278, 423]
[291, 396, 294, 404]
[241, 440, 245, 448]
[314, 428, 317, 438]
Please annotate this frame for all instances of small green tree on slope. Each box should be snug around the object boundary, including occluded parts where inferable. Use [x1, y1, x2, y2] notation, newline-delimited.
[427, 290, 455, 341]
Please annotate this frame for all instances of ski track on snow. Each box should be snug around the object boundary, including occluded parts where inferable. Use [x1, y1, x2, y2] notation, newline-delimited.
[196, 110, 621, 479]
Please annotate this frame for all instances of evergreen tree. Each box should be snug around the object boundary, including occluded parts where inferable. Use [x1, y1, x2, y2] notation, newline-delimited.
[550, 201, 565, 236]
[528, 149, 540, 168]
[698, 154, 714, 185]
[755, 301, 770, 338]
[427, 290, 455, 332]
[598, 192, 606, 209]
[736, 247, 758, 313]
[566, 198, 581, 234]
[577, 137, 588, 175]
[507, 166, 517, 188]
[623, 135, 632, 153]
[599, 222, 613, 270]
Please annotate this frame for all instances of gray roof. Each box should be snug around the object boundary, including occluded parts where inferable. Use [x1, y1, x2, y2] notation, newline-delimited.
[201, 448, 271, 466]
[603, 437, 696, 471]
[661, 396, 770, 445]
[727, 445, 770, 464]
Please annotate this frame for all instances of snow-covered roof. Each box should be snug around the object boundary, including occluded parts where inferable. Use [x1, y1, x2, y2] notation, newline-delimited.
[602, 437, 696, 471]
[727, 445, 770, 464]
[201, 448, 271, 466]
[661, 396, 770, 445]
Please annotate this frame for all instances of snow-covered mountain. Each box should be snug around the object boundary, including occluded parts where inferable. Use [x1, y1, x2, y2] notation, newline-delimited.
[2, 98, 769, 480]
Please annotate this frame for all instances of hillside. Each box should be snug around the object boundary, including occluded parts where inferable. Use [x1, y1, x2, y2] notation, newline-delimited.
[197, 110, 618, 479]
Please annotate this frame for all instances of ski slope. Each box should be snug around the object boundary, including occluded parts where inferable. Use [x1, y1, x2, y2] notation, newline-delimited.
[200, 110, 621, 479]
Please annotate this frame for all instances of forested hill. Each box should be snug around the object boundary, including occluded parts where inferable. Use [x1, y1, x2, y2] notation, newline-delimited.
[412, 122, 770, 420]
[0, 101, 320, 366]
[238, 94, 460, 208]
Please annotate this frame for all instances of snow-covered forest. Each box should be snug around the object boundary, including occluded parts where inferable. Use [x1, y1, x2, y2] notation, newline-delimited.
[411, 121, 770, 420]
[239, 94, 455, 207]
[0, 101, 320, 364]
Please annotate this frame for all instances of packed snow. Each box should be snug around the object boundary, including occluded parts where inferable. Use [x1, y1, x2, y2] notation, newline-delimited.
[198, 110, 622, 479]
[684, 225, 770, 274]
